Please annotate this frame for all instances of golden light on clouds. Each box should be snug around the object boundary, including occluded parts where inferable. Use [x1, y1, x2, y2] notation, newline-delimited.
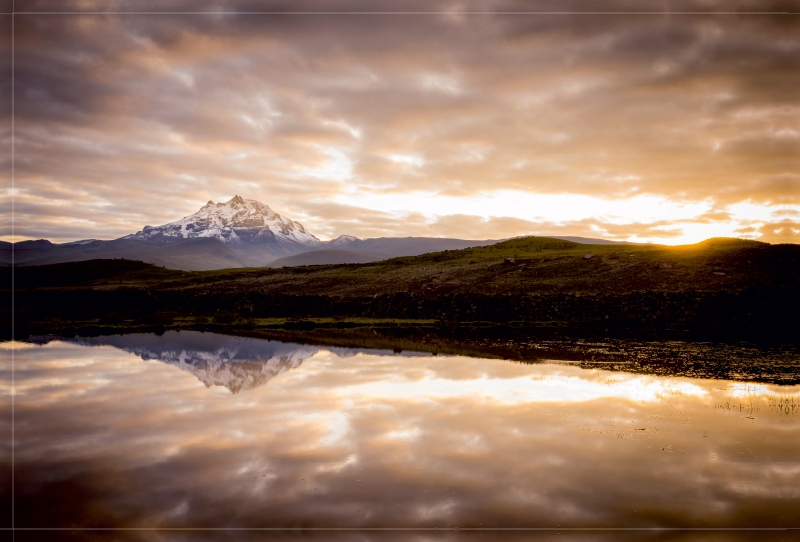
[2, 1, 799, 243]
[7, 338, 800, 528]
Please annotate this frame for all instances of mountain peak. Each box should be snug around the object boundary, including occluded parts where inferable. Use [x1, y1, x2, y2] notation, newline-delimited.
[330, 234, 361, 247]
[121, 196, 320, 263]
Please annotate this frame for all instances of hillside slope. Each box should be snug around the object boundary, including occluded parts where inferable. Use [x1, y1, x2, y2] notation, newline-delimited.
[9, 237, 799, 342]
[8, 237, 257, 271]
[319, 236, 500, 256]
[191, 236, 795, 298]
[13, 236, 798, 296]
[551, 236, 650, 245]
[269, 249, 392, 267]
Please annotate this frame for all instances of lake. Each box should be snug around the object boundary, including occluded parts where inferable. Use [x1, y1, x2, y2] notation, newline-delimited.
[1, 331, 799, 538]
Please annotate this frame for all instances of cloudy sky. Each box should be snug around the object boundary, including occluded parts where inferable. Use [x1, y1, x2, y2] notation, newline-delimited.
[3, 0, 799, 244]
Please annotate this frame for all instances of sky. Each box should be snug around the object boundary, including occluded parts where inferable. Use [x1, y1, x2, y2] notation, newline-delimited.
[1, 0, 799, 244]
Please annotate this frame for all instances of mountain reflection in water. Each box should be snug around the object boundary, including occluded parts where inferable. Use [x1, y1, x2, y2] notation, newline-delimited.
[39, 331, 437, 393]
[2, 333, 800, 533]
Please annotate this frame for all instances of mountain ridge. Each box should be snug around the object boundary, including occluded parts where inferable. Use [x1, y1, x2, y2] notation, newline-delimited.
[3, 196, 664, 270]
[269, 249, 394, 268]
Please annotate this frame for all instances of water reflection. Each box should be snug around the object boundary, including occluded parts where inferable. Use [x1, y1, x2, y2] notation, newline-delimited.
[31, 331, 436, 393]
[4, 333, 800, 531]
[0, 343, 10, 529]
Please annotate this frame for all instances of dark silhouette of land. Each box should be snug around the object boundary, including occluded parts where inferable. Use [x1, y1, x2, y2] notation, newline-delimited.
[1, 235, 506, 270]
[268, 249, 392, 267]
[1, 237, 257, 271]
[6, 236, 799, 344]
[1, 234, 640, 270]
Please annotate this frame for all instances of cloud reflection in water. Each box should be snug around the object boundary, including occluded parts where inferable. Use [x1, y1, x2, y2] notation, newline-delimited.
[5, 332, 800, 529]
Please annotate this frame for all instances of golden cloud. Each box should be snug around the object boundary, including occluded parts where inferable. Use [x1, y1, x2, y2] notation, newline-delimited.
[6, 2, 800, 242]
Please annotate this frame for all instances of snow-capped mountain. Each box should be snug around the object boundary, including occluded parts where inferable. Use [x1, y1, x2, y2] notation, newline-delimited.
[122, 195, 320, 263]
[326, 235, 360, 248]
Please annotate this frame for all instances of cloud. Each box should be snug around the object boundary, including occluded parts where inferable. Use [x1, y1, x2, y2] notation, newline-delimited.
[719, 172, 800, 205]
[7, 1, 800, 243]
[15, 337, 800, 528]
[427, 214, 539, 239]
[690, 210, 734, 223]
[756, 219, 800, 243]
[772, 208, 800, 217]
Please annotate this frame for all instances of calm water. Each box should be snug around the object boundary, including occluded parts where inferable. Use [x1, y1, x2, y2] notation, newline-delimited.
[2, 331, 799, 536]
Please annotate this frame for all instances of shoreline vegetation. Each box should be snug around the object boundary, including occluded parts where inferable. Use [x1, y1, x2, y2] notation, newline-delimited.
[25, 326, 800, 385]
[6, 236, 799, 379]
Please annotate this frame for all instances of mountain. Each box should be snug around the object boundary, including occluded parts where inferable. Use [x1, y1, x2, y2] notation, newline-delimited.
[265, 236, 504, 268]
[269, 249, 393, 268]
[319, 235, 500, 257]
[3, 196, 320, 270]
[122, 195, 321, 263]
[3, 237, 257, 271]
[3, 196, 650, 271]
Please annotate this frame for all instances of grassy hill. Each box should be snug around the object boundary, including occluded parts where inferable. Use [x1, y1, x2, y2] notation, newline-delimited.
[180, 236, 796, 298]
[8, 237, 799, 341]
[268, 249, 392, 267]
[12, 259, 184, 289]
[9, 236, 798, 295]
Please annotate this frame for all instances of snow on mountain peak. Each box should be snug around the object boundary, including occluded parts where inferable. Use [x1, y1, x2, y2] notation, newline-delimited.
[123, 196, 320, 251]
[329, 234, 361, 247]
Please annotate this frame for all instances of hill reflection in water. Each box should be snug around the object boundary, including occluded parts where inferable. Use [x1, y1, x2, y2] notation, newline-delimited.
[4, 334, 800, 532]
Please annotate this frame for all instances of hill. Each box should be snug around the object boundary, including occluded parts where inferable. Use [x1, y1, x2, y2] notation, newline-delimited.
[3, 237, 257, 271]
[269, 249, 392, 267]
[319, 235, 501, 257]
[550, 236, 651, 245]
[11, 236, 798, 295]
[9, 236, 799, 342]
[12, 259, 183, 289]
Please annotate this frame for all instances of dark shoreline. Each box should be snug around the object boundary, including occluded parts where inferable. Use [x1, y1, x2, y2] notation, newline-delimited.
[19, 319, 800, 386]
[11, 283, 798, 343]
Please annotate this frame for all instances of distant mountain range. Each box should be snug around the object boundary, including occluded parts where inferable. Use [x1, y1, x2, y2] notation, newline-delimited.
[2, 195, 648, 270]
[269, 249, 394, 267]
[6, 237, 257, 271]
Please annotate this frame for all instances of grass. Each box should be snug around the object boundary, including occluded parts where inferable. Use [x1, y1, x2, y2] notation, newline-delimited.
[11, 259, 183, 288]
[179, 236, 798, 297]
[7, 236, 799, 343]
[25, 235, 792, 297]
[177, 316, 442, 328]
[84, 237, 800, 296]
